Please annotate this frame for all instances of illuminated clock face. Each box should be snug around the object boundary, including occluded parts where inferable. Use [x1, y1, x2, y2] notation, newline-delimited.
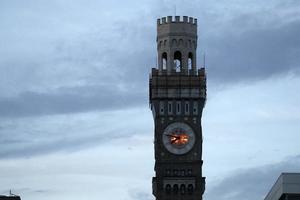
[162, 122, 195, 155]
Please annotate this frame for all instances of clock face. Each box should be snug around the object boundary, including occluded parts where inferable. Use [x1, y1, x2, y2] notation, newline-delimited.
[162, 122, 195, 155]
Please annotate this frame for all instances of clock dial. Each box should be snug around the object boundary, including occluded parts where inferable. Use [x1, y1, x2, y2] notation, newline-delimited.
[162, 122, 195, 155]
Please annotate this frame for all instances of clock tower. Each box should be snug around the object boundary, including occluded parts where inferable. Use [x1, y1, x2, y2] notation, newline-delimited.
[149, 16, 206, 200]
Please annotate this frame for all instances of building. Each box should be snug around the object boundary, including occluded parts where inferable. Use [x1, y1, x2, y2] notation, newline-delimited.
[149, 16, 206, 200]
[265, 173, 300, 200]
[0, 196, 21, 200]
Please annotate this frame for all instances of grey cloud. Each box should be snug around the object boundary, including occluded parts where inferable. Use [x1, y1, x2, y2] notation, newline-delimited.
[205, 155, 300, 200]
[0, 119, 142, 159]
[0, 85, 146, 117]
[0, 128, 110, 159]
[0, 6, 154, 116]
[202, 16, 300, 84]
[0, 102, 151, 159]
[1, 0, 300, 118]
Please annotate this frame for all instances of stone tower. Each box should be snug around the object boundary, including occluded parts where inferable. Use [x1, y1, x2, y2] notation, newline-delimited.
[149, 16, 207, 200]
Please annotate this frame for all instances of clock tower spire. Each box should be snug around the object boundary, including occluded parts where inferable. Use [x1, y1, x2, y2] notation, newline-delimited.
[149, 16, 207, 200]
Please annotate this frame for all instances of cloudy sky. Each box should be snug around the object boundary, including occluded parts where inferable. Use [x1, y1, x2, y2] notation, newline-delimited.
[0, 0, 300, 200]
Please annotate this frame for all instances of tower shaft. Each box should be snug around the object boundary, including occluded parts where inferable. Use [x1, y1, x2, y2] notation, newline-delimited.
[149, 16, 207, 200]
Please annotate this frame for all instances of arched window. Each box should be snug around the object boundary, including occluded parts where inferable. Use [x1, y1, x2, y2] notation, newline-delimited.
[179, 39, 183, 46]
[187, 184, 194, 194]
[188, 40, 192, 47]
[188, 52, 193, 71]
[162, 52, 167, 70]
[172, 39, 177, 47]
[165, 184, 171, 194]
[174, 51, 182, 72]
[158, 41, 162, 49]
[173, 184, 179, 194]
[180, 184, 186, 195]
[164, 40, 167, 46]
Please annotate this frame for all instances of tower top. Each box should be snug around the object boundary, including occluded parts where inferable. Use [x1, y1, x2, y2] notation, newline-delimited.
[157, 16, 197, 25]
[156, 16, 198, 75]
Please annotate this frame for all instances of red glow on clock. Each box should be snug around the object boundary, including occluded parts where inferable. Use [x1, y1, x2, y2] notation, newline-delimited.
[169, 133, 189, 145]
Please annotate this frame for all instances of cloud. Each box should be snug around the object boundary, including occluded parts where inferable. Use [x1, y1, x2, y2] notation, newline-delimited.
[0, 84, 146, 117]
[1, 0, 300, 118]
[0, 1, 299, 200]
[203, 18, 300, 84]
[0, 107, 153, 159]
[0, 1, 155, 116]
[205, 155, 300, 200]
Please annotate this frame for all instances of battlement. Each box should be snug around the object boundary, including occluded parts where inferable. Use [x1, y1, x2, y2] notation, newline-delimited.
[157, 16, 197, 26]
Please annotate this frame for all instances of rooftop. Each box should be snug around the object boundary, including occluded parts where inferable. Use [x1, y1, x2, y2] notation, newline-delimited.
[264, 173, 300, 200]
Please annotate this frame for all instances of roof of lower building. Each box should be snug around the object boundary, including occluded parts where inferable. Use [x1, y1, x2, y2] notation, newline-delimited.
[264, 173, 300, 200]
[0, 195, 21, 200]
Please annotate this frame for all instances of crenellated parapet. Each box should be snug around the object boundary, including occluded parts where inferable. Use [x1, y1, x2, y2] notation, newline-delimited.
[157, 16, 197, 25]
[157, 16, 197, 38]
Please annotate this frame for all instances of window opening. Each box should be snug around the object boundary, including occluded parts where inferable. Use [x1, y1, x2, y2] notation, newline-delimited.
[162, 52, 167, 70]
[180, 184, 186, 195]
[193, 102, 198, 115]
[159, 101, 164, 115]
[174, 51, 182, 72]
[185, 102, 189, 114]
[176, 102, 181, 115]
[188, 52, 193, 71]
[168, 102, 172, 114]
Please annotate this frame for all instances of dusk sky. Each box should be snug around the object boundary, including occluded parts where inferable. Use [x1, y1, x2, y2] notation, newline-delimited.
[0, 0, 300, 200]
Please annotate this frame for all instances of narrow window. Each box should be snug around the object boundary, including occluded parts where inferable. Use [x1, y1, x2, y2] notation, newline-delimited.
[176, 101, 181, 115]
[193, 101, 198, 115]
[185, 102, 189, 115]
[162, 52, 167, 70]
[188, 52, 193, 72]
[168, 101, 172, 115]
[159, 101, 164, 115]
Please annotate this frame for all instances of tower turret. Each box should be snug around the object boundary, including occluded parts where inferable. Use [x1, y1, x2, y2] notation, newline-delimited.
[157, 16, 198, 75]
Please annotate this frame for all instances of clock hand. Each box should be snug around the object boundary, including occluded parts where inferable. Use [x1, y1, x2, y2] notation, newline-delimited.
[165, 134, 180, 139]
[171, 138, 179, 144]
